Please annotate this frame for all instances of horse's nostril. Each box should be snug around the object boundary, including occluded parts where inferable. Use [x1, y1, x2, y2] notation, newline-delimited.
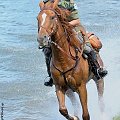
[44, 35, 47, 38]
[48, 37, 51, 41]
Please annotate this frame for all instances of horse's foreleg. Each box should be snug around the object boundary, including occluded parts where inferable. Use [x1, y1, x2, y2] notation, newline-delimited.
[66, 89, 80, 118]
[55, 86, 74, 120]
[95, 78, 105, 113]
[77, 84, 90, 120]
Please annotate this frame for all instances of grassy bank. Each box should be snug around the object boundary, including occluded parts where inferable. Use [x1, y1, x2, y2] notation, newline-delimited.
[113, 115, 120, 120]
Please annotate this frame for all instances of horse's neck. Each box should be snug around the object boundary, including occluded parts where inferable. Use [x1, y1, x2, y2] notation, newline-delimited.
[51, 22, 82, 71]
[51, 24, 71, 63]
[52, 25, 69, 54]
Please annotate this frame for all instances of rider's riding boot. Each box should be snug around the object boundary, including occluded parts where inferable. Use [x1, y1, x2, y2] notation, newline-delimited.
[43, 47, 53, 87]
[44, 57, 53, 87]
[44, 77, 53, 87]
[88, 50, 108, 80]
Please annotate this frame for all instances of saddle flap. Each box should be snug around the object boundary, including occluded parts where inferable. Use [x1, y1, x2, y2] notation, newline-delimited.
[87, 32, 102, 50]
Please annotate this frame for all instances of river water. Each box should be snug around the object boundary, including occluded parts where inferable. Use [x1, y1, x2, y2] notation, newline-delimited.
[0, 0, 120, 120]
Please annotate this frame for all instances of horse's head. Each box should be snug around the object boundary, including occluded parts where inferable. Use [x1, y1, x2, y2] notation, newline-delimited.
[37, 1, 71, 49]
[37, 1, 58, 49]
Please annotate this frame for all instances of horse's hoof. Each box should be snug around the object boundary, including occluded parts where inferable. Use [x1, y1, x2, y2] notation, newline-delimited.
[72, 116, 79, 120]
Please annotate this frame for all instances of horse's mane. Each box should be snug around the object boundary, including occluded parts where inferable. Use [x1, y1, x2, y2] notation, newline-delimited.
[55, 6, 82, 48]
[55, 6, 74, 36]
[43, 1, 74, 35]
[43, 1, 82, 48]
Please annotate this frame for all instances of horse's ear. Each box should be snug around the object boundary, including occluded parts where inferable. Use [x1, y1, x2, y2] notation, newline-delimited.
[39, 1, 45, 10]
[52, 0, 59, 9]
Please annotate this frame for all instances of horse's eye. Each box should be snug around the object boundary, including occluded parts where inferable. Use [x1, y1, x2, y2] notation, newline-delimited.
[51, 16, 55, 20]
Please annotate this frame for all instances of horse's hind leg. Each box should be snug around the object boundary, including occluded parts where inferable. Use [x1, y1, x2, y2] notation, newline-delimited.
[94, 78, 105, 113]
[95, 53, 105, 112]
[77, 84, 90, 120]
[55, 85, 75, 120]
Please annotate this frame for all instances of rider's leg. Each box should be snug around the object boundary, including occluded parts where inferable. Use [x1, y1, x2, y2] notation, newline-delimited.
[83, 42, 108, 80]
[43, 47, 53, 87]
[44, 57, 53, 86]
[66, 4, 107, 79]
[74, 24, 108, 80]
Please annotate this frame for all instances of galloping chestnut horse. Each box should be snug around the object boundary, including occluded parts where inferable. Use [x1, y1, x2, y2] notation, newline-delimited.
[37, 1, 104, 120]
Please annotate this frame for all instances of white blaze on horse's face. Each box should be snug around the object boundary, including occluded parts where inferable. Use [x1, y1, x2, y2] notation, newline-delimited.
[37, 12, 50, 48]
[37, 10, 56, 48]
[40, 13, 47, 32]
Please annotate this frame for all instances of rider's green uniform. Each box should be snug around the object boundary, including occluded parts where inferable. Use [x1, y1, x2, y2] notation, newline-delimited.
[43, 0, 79, 21]
[58, 0, 94, 53]
[58, 0, 79, 21]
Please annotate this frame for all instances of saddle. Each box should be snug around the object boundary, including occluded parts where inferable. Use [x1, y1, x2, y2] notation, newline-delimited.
[87, 32, 102, 52]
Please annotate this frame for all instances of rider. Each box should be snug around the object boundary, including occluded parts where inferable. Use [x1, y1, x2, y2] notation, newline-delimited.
[42, 0, 108, 86]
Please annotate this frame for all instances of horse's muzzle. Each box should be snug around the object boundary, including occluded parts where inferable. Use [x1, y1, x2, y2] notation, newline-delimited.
[37, 35, 51, 49]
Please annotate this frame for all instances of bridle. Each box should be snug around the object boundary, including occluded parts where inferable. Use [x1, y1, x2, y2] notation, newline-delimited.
[38, 7, 59, 35]
[39, 20, 58, 37]
[38, 8, 82, 55]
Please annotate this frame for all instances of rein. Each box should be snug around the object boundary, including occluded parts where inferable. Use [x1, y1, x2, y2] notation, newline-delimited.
[52, 47, 80, 75]
[51, 28, 81, 90]
[52, 45, 80, 91]
[39, 7, 83, 59]
[51, 40, 80, 59]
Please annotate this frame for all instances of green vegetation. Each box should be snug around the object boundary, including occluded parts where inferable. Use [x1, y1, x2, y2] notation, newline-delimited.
[113, 115, 120, 120]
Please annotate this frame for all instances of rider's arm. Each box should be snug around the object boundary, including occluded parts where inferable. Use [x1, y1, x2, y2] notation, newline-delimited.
[69, 19, 80, 27]
[69, 18, 88, 41]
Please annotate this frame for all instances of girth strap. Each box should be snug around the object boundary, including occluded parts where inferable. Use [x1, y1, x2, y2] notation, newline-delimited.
[52, 56, 79, 91]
